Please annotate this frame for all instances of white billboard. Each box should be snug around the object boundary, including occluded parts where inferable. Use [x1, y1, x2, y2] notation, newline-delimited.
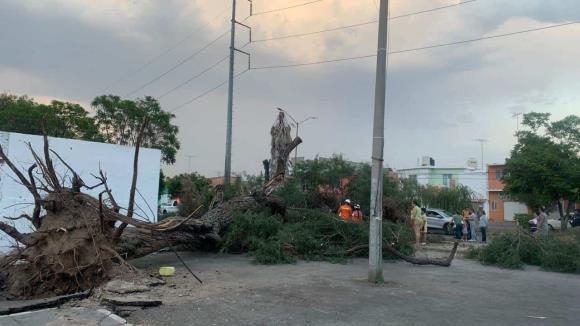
[0, 131, 161, 252]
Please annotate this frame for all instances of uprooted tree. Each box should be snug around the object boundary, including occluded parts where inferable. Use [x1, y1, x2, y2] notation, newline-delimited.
[0, 112, 301, 298]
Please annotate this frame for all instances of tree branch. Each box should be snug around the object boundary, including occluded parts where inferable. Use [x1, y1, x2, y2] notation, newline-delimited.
[114, 117, 150, 239]
[0, 221, 30, 246]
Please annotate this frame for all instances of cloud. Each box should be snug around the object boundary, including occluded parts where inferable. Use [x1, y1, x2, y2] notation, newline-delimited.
[1, 0, 579, 176]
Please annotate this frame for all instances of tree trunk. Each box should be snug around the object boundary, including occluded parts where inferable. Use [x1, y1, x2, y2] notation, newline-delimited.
[116, 195, 287, 259]
[558, 200, 567, 230]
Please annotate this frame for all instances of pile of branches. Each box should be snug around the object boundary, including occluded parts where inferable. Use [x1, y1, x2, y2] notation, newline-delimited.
[222, 209, 458, 266]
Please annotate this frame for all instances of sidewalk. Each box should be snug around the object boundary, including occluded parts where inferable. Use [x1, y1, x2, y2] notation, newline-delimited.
[0, 307, 130, 326]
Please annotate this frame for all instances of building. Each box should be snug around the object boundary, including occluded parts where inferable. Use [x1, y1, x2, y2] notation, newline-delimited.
[396, 157, 488, 211]
[208, 175, 240, 187]
[487, 163, 528, 221]
[0, 131, 161, 252]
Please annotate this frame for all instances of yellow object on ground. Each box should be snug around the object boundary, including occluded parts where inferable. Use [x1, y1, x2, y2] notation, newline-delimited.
[159, 266, 175, 276]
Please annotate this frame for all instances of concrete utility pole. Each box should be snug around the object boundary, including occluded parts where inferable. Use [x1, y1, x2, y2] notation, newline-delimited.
[223, 0, 237, 186]
[369, 0, 389, 284]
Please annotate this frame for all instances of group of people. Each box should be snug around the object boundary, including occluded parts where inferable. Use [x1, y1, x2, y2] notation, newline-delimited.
[453, 207, 488, 243]
[338, 199, 363, 223]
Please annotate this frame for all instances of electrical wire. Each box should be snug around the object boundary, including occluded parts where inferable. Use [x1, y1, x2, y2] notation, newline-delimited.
[250, 20, 580, 70]
[170, 69, 249, 112]
[158, 55, 229, 99]
[252, 0, 477, 43]
[251, 0, 325, 16]
[125, 29, 230, 97]
[102, 4, 231, 92]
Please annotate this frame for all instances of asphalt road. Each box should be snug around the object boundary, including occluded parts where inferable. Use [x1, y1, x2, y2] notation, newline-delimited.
[127, 251, 580, 326]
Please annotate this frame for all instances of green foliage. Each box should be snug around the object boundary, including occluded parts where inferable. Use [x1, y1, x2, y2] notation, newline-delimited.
[468, 231, 580, 274]
[0, 93, 100, 141]
[504, 112, 580, 210]
[514, 213, 532, 231]
[419, 184, 474, 215]
[222, 209, 414, 264]
[293, 155, 356, 190]
[92, 95, 180, 164]
[1, 93, 181, 164]
[541, 235, 580, 273]
[165, 173, 212, 213]
[158, 170, 166, 199]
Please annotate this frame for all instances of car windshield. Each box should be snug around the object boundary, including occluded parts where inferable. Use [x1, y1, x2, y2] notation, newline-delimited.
[441, 211, 454, 217]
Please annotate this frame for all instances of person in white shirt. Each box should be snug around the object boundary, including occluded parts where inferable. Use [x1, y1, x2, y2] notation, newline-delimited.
[479, 210, 488, 243]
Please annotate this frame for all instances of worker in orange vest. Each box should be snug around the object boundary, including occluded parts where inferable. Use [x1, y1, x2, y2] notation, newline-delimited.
[338, 199, 353, 222]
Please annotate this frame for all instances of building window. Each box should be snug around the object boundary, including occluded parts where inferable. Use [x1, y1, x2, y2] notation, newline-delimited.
[442, 174, 453, 186]
[491, 201, 497, 211]
[495, 169, 504, 181]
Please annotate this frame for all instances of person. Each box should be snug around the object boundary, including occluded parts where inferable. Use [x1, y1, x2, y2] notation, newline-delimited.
[410, 200, 423, 247]
[338, 200, 353, 222]
[468, 208, 477, 242]
[462, 215, 469, 241]
[453, 213, 463, 240]
[538, 206, 549, 237]
[421, 207, 428, 245]
[479, 210, 488, 243]
[352, 204, 363, 223]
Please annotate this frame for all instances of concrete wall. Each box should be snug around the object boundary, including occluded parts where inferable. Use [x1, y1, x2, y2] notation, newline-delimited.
[0, 132, 161, 252]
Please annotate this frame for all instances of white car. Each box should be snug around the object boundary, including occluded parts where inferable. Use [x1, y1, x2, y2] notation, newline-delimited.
[425, 209, 454, 233]
[159, 200, 179, 215]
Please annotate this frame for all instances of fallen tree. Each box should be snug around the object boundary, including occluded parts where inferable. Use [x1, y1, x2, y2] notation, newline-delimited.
[0, 113, 301, 298]
[0, 111, 457, 299]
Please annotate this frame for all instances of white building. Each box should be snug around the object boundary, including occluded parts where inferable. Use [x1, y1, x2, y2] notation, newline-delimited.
[0, 131, 161, 252]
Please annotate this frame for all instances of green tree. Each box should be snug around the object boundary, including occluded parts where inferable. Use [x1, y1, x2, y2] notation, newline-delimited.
[165, 173, 213, 212]
[504, 112, 580, 229]
[92, 95, 180, 164]
[0, 93, 100, 140]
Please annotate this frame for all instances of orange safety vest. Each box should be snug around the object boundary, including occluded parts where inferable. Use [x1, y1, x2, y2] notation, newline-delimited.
[338, 204, 353, 221]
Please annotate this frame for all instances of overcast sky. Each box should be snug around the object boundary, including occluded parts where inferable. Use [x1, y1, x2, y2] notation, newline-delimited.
[1, 0, 579, 177]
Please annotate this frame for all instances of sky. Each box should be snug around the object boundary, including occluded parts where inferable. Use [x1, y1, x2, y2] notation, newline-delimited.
[1, 0, 579, 177]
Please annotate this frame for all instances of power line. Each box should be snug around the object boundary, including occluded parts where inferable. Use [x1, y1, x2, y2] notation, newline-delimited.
[125, 29, 230, 97]
[251, 0, 324, 16]
[170, 69, 249, 112]
[102, 4, 231, 92]
[158, 55, 229, 99]
[251, 54, 376, 70]
[252, 0, 477, 43]
[250, 20, 580, 70]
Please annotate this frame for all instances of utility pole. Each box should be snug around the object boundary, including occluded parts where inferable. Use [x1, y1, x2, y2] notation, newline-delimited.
[224, 0, 251, 186]
[369, 0, 388, 284]
[223, 0, 237, 186]
[475, 138, 487, 171]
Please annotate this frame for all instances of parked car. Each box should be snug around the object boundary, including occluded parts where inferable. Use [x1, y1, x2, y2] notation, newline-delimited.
[159, 200, 179, 215]
[570, 209, 580, 228]
[425, 209, 454, 234]
[547, 218, 562, 230]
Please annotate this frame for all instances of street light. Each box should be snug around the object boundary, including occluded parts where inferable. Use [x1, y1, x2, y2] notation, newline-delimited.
[276, 108, 317, 164]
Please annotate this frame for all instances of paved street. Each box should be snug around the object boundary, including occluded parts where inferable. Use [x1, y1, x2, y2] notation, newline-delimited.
[127, 252, 580, 326]
[0, 307, 129, 325]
